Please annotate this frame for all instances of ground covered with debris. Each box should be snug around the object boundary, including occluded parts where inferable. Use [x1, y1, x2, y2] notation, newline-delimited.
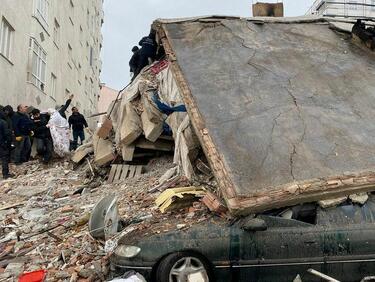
[0, 155, 219, 281]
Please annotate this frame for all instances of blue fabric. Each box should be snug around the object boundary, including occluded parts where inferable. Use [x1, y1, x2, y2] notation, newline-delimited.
[152, 93, 187, 116]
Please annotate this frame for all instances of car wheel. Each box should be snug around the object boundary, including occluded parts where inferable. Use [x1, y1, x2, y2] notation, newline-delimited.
[156, 251, 214, 282]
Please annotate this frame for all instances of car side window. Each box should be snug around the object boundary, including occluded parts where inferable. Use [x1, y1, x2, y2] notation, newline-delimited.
[317, 196, 375, 226]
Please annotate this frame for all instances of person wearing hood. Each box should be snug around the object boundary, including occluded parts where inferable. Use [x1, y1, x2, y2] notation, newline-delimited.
[3, 105, 14, 131]
[31, 109, 53, 164]
[134, 30, 157, 78]
[12, 104, 33, 164]
[0, 109, 14, 178]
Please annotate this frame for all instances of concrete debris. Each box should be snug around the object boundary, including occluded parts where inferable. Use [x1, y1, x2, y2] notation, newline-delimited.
[318, 197, 347, 209]
[349, 193, 369, 205]
[202, 191, 228, 214]
[0, 154, 214, 281]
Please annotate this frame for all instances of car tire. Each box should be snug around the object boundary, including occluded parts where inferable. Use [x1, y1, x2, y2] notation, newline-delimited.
[155, 251, 214, 282]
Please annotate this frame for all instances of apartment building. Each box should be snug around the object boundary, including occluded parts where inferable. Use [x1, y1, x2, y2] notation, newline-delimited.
[0, 0, 104, 126]
[307, 0, 375, 18]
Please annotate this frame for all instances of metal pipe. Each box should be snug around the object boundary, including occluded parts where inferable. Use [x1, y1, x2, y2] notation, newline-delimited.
[307, 269, 341, 282]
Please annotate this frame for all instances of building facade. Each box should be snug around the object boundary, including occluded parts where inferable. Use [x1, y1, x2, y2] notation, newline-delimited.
[307, 0, 375, 18]
[0, 0, 103, 126]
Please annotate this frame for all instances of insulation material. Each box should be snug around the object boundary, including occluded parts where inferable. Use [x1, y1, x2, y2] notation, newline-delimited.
[157, 64, 185, 105]
[155, 186, 206, 213]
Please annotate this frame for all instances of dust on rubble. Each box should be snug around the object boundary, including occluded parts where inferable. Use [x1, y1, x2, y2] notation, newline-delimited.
[0, 156, 216, 281]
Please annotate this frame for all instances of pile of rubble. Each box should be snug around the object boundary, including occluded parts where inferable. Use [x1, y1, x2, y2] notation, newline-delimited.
[73, 59, 203, 183]
[0, 148, 220, 281]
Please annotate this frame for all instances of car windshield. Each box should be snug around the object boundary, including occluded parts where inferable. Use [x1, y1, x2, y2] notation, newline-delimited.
[317, 194, 375, 226]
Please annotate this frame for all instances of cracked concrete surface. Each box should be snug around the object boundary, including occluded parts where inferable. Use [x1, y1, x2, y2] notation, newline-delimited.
[165, 19, 375, 197]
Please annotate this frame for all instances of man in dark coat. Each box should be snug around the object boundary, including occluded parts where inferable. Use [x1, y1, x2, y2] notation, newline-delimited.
[129, 46, 140, 75]
[31, 109, 53, 164]
[57, 94, 74, 119]
[12, 104, 33, 164]
[68, 107, 88, 150]
[134, 31, 157, 78]
[0, 109, 14, 178]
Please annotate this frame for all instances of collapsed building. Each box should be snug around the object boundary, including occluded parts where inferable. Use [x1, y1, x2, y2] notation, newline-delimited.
[75, 16, 375, 216]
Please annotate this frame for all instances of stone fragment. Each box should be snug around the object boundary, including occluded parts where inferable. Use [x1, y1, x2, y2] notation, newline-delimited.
[318, 196, 347, 209]
[349, 193, 369, 205]
[5, 262, 24, 277]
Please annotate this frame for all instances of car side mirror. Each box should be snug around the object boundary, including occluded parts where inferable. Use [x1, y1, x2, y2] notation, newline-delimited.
[240, 218, 267, 232]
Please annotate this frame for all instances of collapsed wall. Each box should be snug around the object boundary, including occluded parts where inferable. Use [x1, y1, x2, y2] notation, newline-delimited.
[78, 16, 375, 216]
[153, 16, 375, 215]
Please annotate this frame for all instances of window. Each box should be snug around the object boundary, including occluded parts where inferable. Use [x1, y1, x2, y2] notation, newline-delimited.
[34, 0, 49, 27]
[0, 18, 14, 61]
[50, 73, 57, 98]
[89, 46, 94, 66]
[86, 9, 90, 30]
[53, 19, 60, 46]
[29, 38, 47, 91]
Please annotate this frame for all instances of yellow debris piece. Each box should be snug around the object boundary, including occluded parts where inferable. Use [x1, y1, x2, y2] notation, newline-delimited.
[155, 186, 206, 213]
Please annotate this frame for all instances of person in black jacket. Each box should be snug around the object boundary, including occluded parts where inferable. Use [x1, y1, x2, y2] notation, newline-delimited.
[31, 109, 53, 164]
[0, 109, 14, 178]
[68, 107, 88, 150]
[12, 104, 33, 165]
[134, 30, 157, 78]
[129, 46, 140, 73]
[57, 94, 74, 119]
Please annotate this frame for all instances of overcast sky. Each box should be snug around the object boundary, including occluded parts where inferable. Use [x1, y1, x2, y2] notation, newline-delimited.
[100, 0, 314, 90]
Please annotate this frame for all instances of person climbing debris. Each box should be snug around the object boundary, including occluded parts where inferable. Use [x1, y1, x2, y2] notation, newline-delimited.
[129, 46, 140, 80]
[133, 30, 157, 79]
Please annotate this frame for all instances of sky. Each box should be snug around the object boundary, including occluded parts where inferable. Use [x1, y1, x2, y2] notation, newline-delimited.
[100, 0, 314, 90]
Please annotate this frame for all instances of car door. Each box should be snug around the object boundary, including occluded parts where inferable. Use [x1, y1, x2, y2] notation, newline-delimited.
[234, 215, 325, 282]
[318, 198, 375, 281]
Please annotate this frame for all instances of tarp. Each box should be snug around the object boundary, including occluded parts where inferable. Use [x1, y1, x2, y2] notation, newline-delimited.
[157, 16, 375, 214]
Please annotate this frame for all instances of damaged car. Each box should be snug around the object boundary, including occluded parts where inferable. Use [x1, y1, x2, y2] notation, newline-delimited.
[110, 196, 375, 282]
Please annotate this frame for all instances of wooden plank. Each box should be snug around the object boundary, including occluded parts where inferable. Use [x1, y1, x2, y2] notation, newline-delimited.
[128, 166, 136, 178]
[114, 165, 123, 182]
[107, 165, 117, 183]
[135, 165, 143, 176]
[0, 201, 26, 211]
[121, 165, 130, 180]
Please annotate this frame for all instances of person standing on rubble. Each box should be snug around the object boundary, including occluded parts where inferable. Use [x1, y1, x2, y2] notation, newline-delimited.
[134, 30, 157, 78]
[12, 104, 33, 165]
[0, 108, 14, 179]
[31, 109, 53, 164]
[68, 107, 88, 150]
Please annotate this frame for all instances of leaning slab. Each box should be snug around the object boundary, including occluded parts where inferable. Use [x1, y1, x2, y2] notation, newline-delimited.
[155, 16, 375, 215]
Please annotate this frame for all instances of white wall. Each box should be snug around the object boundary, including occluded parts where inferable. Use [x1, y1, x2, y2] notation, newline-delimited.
[0, 0, 103, 128]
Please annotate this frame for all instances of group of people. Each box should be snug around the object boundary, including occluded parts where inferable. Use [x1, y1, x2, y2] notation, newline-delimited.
[129, 30, 158, 81]
[0, 94, 89, 179]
